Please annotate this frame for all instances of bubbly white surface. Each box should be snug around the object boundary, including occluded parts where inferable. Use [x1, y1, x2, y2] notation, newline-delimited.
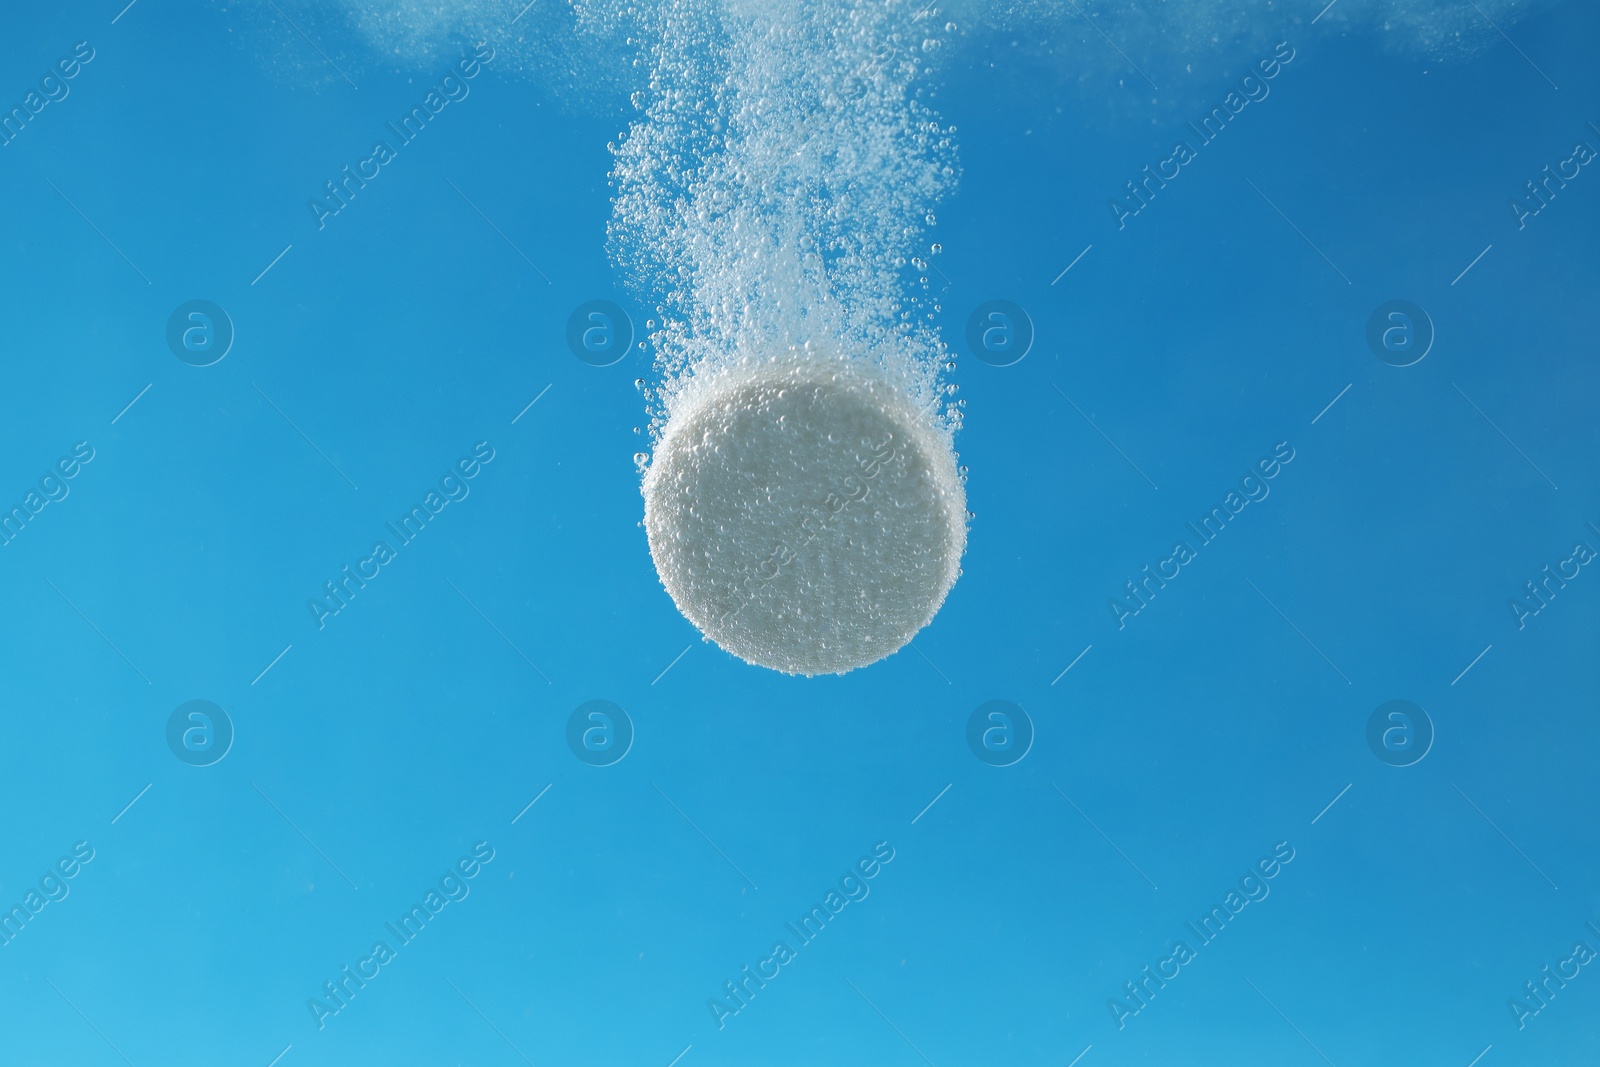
[643, 358, 966, 675]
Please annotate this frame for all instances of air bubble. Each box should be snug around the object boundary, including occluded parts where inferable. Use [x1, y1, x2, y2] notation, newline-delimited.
[610, 0, 967, 675]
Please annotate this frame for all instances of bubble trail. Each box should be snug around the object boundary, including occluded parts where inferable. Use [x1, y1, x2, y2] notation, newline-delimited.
[612, 0, 967, 675]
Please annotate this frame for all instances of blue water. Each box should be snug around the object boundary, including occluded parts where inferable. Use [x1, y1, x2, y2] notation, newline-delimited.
[1, 2, 1596, 1064]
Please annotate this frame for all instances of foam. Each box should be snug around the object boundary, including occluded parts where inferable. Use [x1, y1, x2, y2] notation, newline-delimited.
[295, 0, 1552, 675]
[642, 354, 966, 675]
[957, 0, 1555, 70]
[612, 1, 969, 674]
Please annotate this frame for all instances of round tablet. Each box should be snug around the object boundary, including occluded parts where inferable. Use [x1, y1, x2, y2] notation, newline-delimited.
[643, 358, 966, 676]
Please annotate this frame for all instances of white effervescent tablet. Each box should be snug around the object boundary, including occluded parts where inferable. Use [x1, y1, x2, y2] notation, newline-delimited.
[643, 358, 967, 676]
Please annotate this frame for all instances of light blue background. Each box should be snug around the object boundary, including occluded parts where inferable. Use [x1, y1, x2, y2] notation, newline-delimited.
[0, 2, 1595, 1065]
